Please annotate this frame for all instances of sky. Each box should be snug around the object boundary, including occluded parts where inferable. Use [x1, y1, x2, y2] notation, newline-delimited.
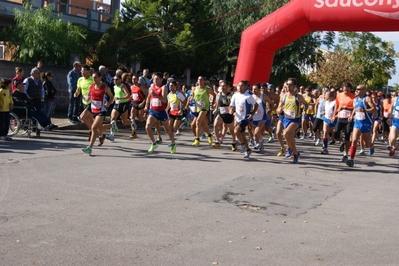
[118, 1, 399, 85]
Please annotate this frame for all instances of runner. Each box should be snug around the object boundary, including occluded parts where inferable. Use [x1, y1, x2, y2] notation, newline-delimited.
[130, 74, 147, 139]
[313, 87, 328, 146]
[144, 72, 176, 154]
[276, 78, 308, 163]
[333, 82, 356, 163]
[106, 74, 131, 141]
[74, 65, 98, 143]
[167, 81, 186, 135]
[300, 86, 316, 139]
[386, 93, 399, 158]
[252, 83, 273, 151]
[321, 91, 336, 154]
[382, 93, 392, 143]
[212, 81, 236, 150]
[191, 76, 215, 146]
[82, 72, 118, 155]
[276, 82, 288, 156]
[229, 80, 258, 159]
[371, 91, 382, 145]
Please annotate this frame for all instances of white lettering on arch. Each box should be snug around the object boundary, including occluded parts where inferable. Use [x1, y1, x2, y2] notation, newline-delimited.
[326, 0, 339, 7]
[365, 0, 379, 6]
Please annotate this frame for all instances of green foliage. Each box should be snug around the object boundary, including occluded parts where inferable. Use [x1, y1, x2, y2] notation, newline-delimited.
[1, 2, 87, 66]
[310, 32, 397, 89]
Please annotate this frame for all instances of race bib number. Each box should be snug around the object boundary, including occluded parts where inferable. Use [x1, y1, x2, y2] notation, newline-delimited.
[189, 106, 196, 113]
[256, 109, 263, 115]
[115, 99, 120, 104]
[151, 98, 162, 107]
[284, 110, 295, 119]
[219, 106, 228, 114]
[83, 94, 90, 101]
[238, 104, 245, 113]
[355, 112, 365, 120]
[170, 103, 179, 111]
[91, 100, 102, 109]
[132, 93, 139, 100]
[339, 110, 351, 119]
[384, 111, 390, 118]
[197, 101, 205, 109]
[325, 111, 333, 120]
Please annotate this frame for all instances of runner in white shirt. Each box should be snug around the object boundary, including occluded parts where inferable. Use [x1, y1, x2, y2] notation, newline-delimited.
[229, 80, 258, 159]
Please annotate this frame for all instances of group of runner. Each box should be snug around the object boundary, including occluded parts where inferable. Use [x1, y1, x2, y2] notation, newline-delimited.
[73, 67, 399, 167]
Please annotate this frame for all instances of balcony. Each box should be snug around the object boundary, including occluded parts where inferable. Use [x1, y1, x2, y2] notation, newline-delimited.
[0, 0, 118, 33]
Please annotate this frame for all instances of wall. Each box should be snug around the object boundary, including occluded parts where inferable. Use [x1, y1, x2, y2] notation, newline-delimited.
[0, 61, 71, 112]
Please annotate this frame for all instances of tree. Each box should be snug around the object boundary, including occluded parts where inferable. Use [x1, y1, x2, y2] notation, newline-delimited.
[309, 32, 397, 89]
[0, 2, 87, 66]
[308, 48, 360, 87]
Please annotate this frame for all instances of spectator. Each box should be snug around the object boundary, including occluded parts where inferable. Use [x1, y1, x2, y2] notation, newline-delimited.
[138, 68, 151, 92]
[12, 67, 24, 93]
[0, 78, 13, 140]
[42, 71, 58, 129]
[36, 60, 44, 72]
[67, 61, 82, 123]
[24, 67, 44, 113]
[12, 81, 51, 129]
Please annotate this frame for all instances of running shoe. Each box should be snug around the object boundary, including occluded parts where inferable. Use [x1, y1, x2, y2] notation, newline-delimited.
[249, 139, 255, 146]
[130, 133, 137, 139]
[106, 134, 115, 141]
[346, 159, 354, 167]
[156, 137, 163, 144]
[148, 143, 158, 153]
[329, 139, 336, 145]
[285, 148, 293, 157]
[131, 120, 137, 131]
[175, 130, 181, 136]
[82, 146, 92, 155]
[267, 137, 273, 143]
[192, 139, 200, 146]
[244, 149, 252, 159]
[213, 142, 221, 149]
[4, 136, 12, 141]
[98, 134, 106, 146]
[359, 150, 366, 156]
[201, 133, 206, 139]
[341, 155, 348, 163]
[300, 135, 306, 140]
[277, 148, 284, 157]
[254, 143, 260, 150]
[339, 142, 345, 152]
[315, 138, 321, 146]
[387, 146, 396, 157]
[110, 120, 118, 133]
[321, 148, 329, 154]
[170, 143, 176, 154]
[231, 143, 237, 151]
[240, 145, 245, 153]
[219, 137, 224, 144]
[208, 136, 213, 145]
[369, 145, 374, 156]
[292, 152, 300, 163]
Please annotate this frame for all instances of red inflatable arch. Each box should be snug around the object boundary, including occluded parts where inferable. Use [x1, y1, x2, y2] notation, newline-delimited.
[234, 0, 399, 84]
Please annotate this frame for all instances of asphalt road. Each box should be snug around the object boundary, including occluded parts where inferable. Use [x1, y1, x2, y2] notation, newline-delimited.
[1, 121, 399, 265]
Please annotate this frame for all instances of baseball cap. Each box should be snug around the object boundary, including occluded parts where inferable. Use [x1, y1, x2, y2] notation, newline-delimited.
[377, 92, 383, 97]
[267, 84, 274, 89]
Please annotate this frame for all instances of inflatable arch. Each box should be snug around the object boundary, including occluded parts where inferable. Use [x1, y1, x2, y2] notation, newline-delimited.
[233, 0, 399, 84]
